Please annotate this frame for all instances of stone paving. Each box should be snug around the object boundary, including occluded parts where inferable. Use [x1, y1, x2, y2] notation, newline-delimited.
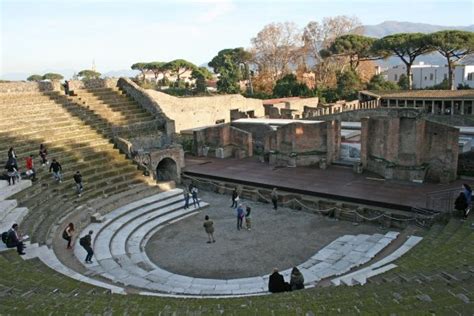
[70, 189, 404, 296]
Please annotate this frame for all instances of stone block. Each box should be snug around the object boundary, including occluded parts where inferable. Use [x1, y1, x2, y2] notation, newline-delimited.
[90, 213, 105, 223]
[156, 180, 176, 190]
[319, 158, 327, 169]
[215, 148, 225, 159]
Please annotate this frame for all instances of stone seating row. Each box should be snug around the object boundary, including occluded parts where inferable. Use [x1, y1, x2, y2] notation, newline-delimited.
[330, 235, 423, 286]
[72, 189, 405, 296]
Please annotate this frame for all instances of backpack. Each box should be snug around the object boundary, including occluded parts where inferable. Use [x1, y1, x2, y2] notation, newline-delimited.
[1, 231, 8, 244]
[79, 236, 87, 247]
[62, 229, 69, 240]
[455, 192, 468, 211]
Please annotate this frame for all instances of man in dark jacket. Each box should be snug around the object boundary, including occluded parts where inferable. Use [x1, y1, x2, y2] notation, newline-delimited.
[6, 223, 25, 255]
[73, 171, 83, 197]
[81, 230, 94, 264]
[49, 159, 63, 183]
[268, 268, 290, 293]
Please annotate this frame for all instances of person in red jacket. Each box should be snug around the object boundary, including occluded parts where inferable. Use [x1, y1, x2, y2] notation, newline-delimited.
[25, 155, 36, 181]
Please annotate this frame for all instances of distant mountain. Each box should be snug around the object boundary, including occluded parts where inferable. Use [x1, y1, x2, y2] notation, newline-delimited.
[362, 21, 474, 38]
[362, 21, 474, 68]
[103, 69, 138, 78]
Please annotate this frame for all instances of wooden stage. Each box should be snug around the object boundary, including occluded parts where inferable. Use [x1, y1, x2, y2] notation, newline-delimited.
[183, 157, 469, 211]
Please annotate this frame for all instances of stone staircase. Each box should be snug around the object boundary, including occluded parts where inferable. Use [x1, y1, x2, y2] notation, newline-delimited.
[0, 91, 160, 246]
[70, 87, 155, 127]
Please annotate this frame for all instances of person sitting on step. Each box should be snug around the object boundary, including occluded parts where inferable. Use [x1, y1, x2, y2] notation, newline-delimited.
[6, 223, 26, 255]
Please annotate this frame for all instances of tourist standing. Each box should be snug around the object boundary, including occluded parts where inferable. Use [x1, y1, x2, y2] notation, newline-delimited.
[203, 215, 216, 243]
[7, 147, 16, 163]
[191, 186, 200, 208]
[80, 230, 94, 264]
[183, 189, 190, 209]
[62, 223, 75, 249]
[271, 188, 278, 210]
[39, 144, 48, 166]
[49, 159, 63, 183]
[245, 206, 252, 231]
[6, 223, 25, 255]
[25, 155, 36, 181]
[231, 188, 239, 208]
[5, 161, 17, 185]
[290, 267, 305, 290]
[236, 204, 244, 230]
[73, 171, 83, 197]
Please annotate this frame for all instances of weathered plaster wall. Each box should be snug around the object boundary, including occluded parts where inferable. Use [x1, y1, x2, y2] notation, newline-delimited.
[264, 121, 341, 166]
[193, 124, 253, 158]
[145, 89, 264, 133]
[360, 115, 459, 183]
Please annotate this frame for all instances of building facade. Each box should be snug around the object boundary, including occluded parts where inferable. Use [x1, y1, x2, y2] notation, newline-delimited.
[384, 62, 474, 89]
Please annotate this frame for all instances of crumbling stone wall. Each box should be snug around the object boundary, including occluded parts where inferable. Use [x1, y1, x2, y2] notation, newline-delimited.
[360, 114, 459, 183]
[67, 78, 118, 91]
[193, 124, 252, 159]
[264, 121, 341, 167]
[117, 78, 176, 138]
[145, 89, 264, 133]
[231, 122, 274, 154]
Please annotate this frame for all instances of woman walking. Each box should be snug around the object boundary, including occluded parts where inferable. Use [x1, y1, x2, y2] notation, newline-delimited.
[62, 223, 75, 249]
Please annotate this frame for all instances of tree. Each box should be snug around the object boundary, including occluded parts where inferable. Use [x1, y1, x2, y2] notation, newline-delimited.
[146, 62, 166, 84]
[302, 16, 362, 87]
[397, 74, 410, 90]
[372, 33, 432, 90]
[209, 48, 251, 94]
[42, 73, 64, 81]
[272, 74, 310, 97]
[367, 74, 399, 91]
[131, 62, 148, 82]
[428, 30, 474, 90]
[336, 70, 363, 100]
[250, 22, 302, 86]
[162, 59, 197, 86]
[27, 74, 43, 82]
[191, 67, 213, 93]
[321, 34, 380, 70]
[78, 69, 101, 80]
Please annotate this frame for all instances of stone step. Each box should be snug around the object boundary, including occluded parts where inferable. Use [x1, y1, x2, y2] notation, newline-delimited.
[0, 207, 29, 232]
[31, 245, 126, 294]
[0, 200, 18, 221]
[0, 180, 32, 201]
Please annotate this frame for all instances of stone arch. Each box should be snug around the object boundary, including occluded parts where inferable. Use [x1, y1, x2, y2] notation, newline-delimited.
[155, 157, 178, 182]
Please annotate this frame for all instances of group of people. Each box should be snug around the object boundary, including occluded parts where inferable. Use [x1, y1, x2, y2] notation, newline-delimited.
[3, 145, 84, 197]
[268, 267, 305, 293]
[183, 184, 200, 209]
[60, 222, 94, 263]
[231, 188, 252, 230]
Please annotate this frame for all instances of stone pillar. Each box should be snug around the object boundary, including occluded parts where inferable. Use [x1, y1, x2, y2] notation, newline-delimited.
[441, 101, 445, 115]
[431, 101, 435, 114]
[451, 101, 454, 116]
[461, 100, 465, 115]
[396, 99, 399, 107]
[422, 100, 426, 112]
[360, 118, 369, 168]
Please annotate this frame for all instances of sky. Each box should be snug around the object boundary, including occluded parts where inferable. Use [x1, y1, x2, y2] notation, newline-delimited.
[1, 0, 473, 80]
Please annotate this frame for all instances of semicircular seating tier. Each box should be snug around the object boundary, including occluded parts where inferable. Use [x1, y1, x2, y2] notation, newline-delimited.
[72, 188, 412, 296]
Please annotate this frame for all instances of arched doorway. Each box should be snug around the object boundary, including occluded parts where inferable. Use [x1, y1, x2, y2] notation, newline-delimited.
[155, 157, 178, 182]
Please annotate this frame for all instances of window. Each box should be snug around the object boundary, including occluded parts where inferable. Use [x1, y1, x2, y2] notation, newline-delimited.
[424, 76, 427, 81]
[430, 73, 434, 80]
[468, 73, 474, 81]
[444, 74, 448, 80]
[394, 74, 398, 81]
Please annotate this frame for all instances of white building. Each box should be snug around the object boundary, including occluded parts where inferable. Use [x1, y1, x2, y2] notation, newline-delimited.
[384, 62, 474, 89]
